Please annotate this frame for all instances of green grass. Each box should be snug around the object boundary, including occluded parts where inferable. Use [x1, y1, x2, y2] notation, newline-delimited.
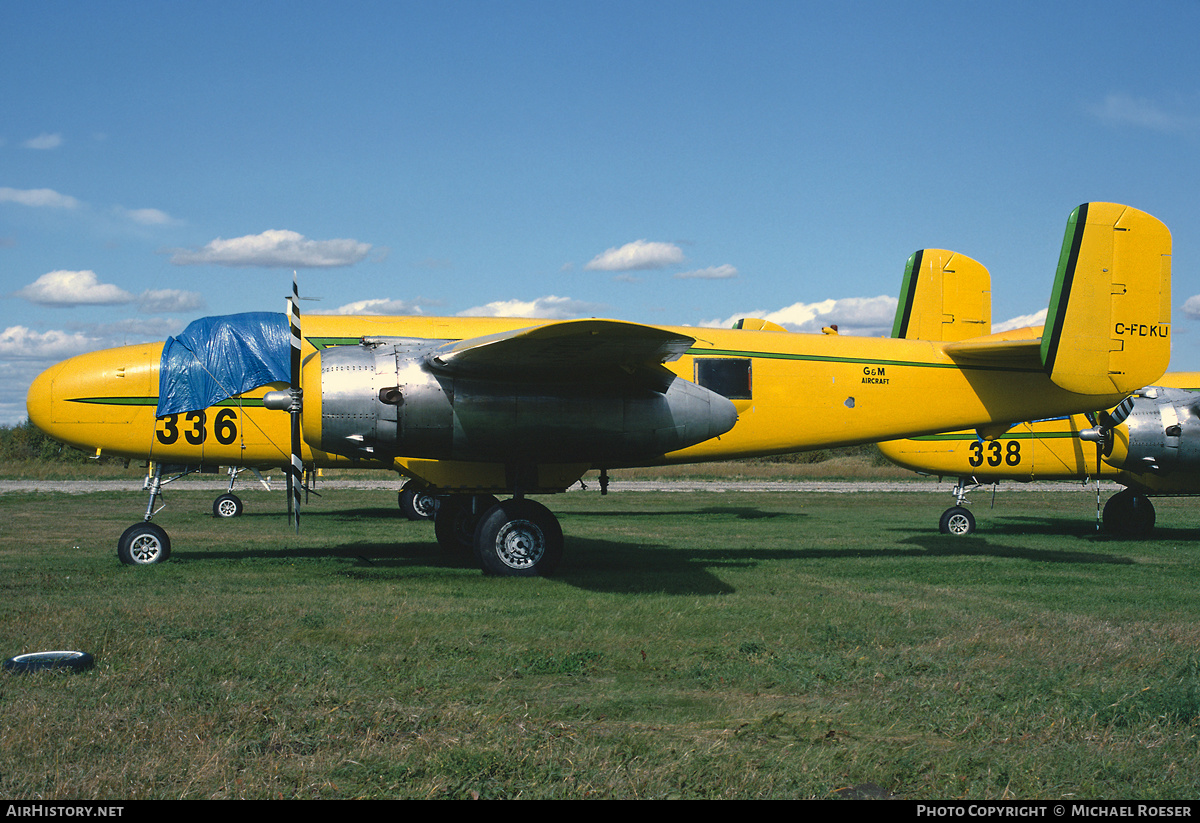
[1, 485, 1199, 799]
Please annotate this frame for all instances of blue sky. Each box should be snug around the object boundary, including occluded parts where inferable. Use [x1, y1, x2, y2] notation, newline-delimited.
[3, 1, 1200, 424]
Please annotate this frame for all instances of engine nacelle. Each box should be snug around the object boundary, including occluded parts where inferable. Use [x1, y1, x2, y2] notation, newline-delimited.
[1100, 387, 1200, 476]
[303, 340, 738, 465]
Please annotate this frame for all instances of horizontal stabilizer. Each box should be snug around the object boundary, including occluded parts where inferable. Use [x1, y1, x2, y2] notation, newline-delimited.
[943, 335, 1043, 369]
[1040, 203, 1171, 395]
[942, 325, 1044, 368]
[891, 249, 991, 342]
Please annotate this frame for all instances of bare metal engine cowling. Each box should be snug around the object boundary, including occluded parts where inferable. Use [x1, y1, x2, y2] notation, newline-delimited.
[310, 340, 738, 465]
[1101, 387, 1200, 476]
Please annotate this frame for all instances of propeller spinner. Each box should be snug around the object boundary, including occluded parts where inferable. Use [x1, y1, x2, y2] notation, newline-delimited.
[1080, 395, 1136, 454]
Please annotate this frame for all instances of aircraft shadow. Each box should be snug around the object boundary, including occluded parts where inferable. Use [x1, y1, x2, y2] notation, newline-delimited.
[916, 514, 1200, 544]
[235, 507, 403, 521]
[172, 536, 742, 596]
[173, 504, 1169, 594]
[170, 529, 1142, 599]
[888, 534, 1135, 565]
[563, 506, 796, 521]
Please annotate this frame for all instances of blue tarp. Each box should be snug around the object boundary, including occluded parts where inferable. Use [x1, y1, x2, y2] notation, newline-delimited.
[157, 312, 291, 417]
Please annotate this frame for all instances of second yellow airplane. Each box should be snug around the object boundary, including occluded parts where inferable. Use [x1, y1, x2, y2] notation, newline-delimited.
[26, 203, 1173, 574]
[878, 374, 1200, 537]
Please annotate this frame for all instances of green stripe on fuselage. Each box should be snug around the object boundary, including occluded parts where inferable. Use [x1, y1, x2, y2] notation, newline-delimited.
[67, 396, 271, 408]
[687, 348, 1043, 373]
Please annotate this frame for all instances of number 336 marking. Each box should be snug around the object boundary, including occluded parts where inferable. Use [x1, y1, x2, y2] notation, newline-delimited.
[156, 409, 238, 446]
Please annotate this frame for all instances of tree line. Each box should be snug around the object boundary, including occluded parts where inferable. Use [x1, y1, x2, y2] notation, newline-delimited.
[0, 419, 94, 464]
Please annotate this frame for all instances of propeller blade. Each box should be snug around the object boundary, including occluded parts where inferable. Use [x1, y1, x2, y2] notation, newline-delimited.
[288, 273, 303, 532]
[1104, 395, 1136, 429]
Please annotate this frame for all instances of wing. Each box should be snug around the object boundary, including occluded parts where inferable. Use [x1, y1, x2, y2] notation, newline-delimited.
[424, 319, 695, 384]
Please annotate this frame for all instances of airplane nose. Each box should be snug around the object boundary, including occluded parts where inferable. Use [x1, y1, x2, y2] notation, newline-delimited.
[25, 359, 61, 434]
[25, 343, 162, 453]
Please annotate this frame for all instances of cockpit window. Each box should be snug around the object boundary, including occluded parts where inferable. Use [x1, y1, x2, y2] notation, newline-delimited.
[694, 358, 752, 399]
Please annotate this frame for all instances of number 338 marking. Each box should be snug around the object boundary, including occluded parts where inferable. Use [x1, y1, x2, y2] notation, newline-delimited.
[968, 440, 1021, 467]
[156, 409, 238, 446]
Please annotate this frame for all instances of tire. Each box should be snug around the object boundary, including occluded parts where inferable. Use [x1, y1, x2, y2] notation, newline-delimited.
[1103, 490, 1156, 537]
[474, 498, 563, 577]
[399, 486, 437, 521]
[939, 506, 976, 536]
[434, 495, 498, 555]
[117, 522, 171, 565]
[213, 493, 243, 518]
[3, 650, 95, 674]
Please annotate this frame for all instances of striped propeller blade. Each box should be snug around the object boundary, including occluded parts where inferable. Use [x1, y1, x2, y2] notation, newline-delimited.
[287, 273, 303, 532]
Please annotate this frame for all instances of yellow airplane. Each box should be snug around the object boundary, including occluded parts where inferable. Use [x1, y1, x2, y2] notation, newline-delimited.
[26, 202, 1172, 575]
[878, 375, 1200, 537]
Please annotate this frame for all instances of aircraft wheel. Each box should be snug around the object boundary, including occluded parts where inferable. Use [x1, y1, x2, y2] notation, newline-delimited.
[117, 522, 171, 565]
[474, 498, 563, 577]
[213, 493, 243, 518]
[1103, 490, 1156, 537]
[939, 506, 976, 536]
[434, 495, 498, 555]
[399, 485, 437, 521]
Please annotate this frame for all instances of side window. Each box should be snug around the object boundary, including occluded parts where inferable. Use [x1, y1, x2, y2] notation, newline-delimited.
[695, 358, 752, 399]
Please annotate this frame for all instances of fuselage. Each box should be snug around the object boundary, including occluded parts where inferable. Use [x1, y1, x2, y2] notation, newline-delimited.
[27, 314, 1140, 493]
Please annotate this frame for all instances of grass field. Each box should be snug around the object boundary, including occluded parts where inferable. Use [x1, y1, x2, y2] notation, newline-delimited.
[1, 483, 1199, 799]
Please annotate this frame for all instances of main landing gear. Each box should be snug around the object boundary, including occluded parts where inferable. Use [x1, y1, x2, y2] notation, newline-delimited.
[933, 477, 1158, 539]
[1102, 489, 1156, 537]
[433, 494, 564, 577]
[398, 481, 437, 521]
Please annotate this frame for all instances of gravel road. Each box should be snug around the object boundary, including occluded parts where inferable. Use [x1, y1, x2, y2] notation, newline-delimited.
[0, 478, 1123, 495]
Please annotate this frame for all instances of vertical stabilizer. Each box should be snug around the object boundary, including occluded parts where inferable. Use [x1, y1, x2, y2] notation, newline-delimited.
[891, 249, 991, 342]
[1041, 203, 1171, 395]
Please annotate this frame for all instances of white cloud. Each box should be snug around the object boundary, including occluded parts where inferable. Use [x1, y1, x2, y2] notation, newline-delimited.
[674, 264, 738, 280]
[115, 206, 176, 226]
[168, 229, 372, 268]
[137, 289, 206, 313]
[23, 133, 64, 150]
[457, 295, 605, 319]
[316, 298, 426, 316]
[703, 295, 898, 336]
[0, 187, 82, 209]
[585, 240, 685, 271]
[992, 308, 1047, 334]
[1089, 93, 1200, 133]
[15, 271, 135, 307]
[0, 326, 101, 360]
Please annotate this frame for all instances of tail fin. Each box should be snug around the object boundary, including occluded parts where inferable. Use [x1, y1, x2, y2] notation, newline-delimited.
[1040, 203, 1171, 395]
[891, 249, 991, 341]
